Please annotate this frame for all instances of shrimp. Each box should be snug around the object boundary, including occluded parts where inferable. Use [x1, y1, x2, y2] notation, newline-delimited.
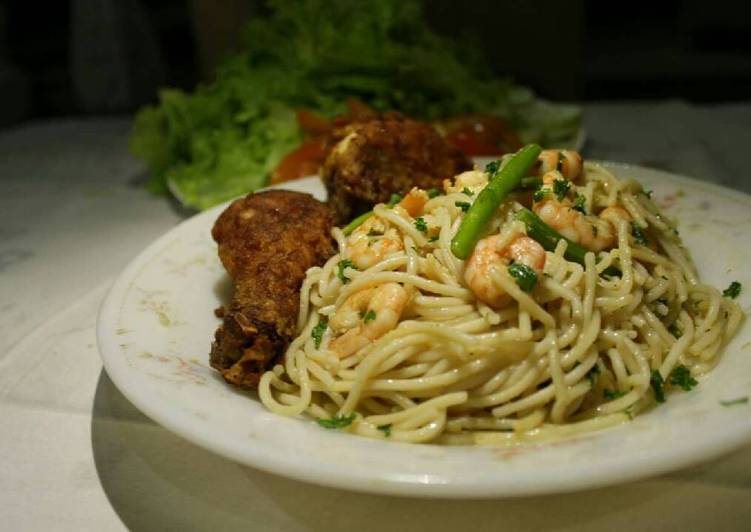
[329, 282, 409, 358]
[347, 216, 403, 270]
[533, 170, 623, 252]
[537, 149, 582, 180]
[397, 187, 429, 217]
[464, 235, 546, 308]
[444, 169, 488, 195]
[534, 198, 616, 252]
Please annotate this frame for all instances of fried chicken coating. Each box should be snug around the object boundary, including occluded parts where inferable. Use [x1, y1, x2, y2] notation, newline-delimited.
[321, 112, 472, 225]
[210, 190, 335, 389]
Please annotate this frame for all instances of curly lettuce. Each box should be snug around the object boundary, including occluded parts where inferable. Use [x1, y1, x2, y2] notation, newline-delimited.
[130, 0, 580, 210]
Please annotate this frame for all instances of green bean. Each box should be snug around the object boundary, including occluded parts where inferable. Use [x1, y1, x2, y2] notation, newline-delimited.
[451, 144, 542, 259]
[515, 208, 620, 276]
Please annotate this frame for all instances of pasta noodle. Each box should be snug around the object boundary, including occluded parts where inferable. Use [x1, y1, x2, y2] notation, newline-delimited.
[259, 160, 744, 444]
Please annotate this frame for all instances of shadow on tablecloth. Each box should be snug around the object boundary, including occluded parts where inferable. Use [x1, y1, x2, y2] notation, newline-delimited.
[90, 369, 746, 532]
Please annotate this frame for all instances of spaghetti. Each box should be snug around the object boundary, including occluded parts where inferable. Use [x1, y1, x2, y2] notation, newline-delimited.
[259, 157, 744, 444]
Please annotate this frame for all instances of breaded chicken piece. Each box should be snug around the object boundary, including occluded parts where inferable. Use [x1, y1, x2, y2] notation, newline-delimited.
[321, 112, 472, 225]
[210, 190, 335, 389]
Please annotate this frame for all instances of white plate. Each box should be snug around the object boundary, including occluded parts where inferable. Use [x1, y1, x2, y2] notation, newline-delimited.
[97, 164, 751, 498]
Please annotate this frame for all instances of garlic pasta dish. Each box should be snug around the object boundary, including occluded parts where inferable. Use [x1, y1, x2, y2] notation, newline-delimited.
[259, 147, 744, 444]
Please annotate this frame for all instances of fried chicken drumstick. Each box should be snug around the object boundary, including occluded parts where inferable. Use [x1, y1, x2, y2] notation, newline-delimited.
[322, 112, 472, 225]
[210, 190, 335, 389]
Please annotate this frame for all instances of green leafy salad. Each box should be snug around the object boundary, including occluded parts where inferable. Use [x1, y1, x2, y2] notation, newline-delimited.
[130, 0, 581, 210]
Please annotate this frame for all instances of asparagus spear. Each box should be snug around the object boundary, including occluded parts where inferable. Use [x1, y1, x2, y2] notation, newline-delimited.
[450, 144, 542, 259]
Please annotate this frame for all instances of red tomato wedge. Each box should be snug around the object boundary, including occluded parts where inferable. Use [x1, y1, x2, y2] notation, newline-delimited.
[270, 137, 327, 184]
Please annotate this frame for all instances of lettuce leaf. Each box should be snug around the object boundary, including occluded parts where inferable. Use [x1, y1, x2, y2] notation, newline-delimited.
[130, 0, 581, 210]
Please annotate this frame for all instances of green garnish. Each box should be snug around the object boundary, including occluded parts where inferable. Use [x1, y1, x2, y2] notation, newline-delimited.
[507, 262, 537, 292]
[414, 217, 428, 233]
[572, 193, 587, 214]
[367, 228, 383, 237]
[485, 160, 500, 174]
[388, 193, 404, 206]
[552, 178, 570, 200]
[723, 281, 742, 299]
[427, 188, 441, 199]
[337, 259, 356, 283]
[669, 364, 698, 391]
[668, 324, 683, 338]
[455, 201, 471, 212]
[317, 413, 357, 429]
[719, 397, 749, 407]
[631, 224, 649, 246]
[650, 369, 666, 403]
[428, 235, 439, 242]
[451, 144, 542, 259]
[603, 389, 627, 400]
[586, 365, 600, 385]
[311, 316, 328, 348]
[377, 423, 392, 437]
[462, 187, 474, 197]
[363, 310, 376, 323]
[533, 188, 548, 202]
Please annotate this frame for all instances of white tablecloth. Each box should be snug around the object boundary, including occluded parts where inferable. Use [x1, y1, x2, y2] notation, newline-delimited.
[2, 102, 750, 530]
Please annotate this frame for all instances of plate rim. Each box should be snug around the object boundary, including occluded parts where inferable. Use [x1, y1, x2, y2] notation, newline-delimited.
[97, 164, 751, 498]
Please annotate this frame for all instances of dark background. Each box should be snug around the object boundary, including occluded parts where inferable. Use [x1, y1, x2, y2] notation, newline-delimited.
[1, 0, 750, 127]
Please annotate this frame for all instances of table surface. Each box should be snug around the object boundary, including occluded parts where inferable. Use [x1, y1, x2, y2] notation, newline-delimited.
[2, 101, 751, 531]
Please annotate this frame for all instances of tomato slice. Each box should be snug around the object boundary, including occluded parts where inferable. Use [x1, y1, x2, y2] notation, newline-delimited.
[270, 137, 327, 184]
[296, 110, 331, 136]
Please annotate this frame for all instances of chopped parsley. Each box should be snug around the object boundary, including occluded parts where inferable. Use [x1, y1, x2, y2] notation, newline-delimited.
[414, 217, 428, 233]
[553, 179, 571, 200]
[507, 262, 537, 292]
[428, 235, 439, 242]
[668, 323, 683, 338]
[336, 259, 356, 284]
[533, 188, 549, 202]
[317, 413, 357, 429]
[462, 187, 475, 197]
[586, 365, 601, 385]
[311, 316, 328, 349]
[668, 364, 698, 391]
[388, 193, 403, 206]
[362, 309, 376, 323]
[719, 396, 749, 407]
[377, 423, 392, 437]
[650, 369, 666, 403]
[572, 193, 587, 214]
[426, 188, 441, 199]
[556, 151, 566, 171]
[603, 389, 627, 400]
[631, 224, 649, 246]
[723, 281, 742, 299]
[455, 201, 471, 212]
[485, 160, 500, 174]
